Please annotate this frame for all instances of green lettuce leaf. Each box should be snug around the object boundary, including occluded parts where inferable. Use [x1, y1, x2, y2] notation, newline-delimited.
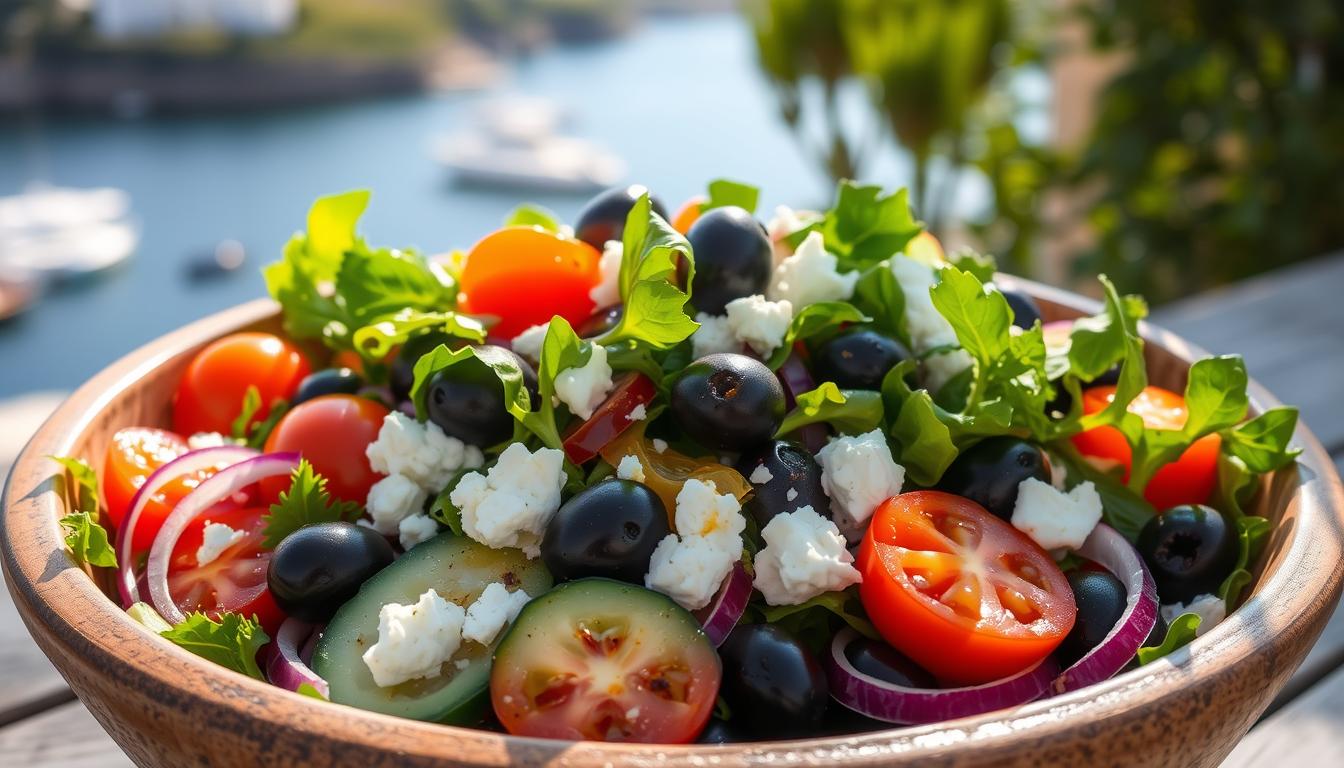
[1223, 407, 1301, 473]
[764, 301, 869, 369]
[160, 612, 270, 680]
[503, 203, 561, 232]
[851, 262, 911, 350]
[1213, 452, 1273, 610]
[776, 382, 884, 438]
[1137, 612, 1201, 665]
[350, 309, 487, 361]
[597, 193, 698, 349]
[948, 248, 997, 283]
[59, 512, 117, 569]
[701, 179, 760, 214]
[811, 181, 924, 272]
[757, 588, 879, 653]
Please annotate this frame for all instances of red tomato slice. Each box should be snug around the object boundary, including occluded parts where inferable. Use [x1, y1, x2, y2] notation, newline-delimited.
[562, 373, 657, 465]
[168, 504, 284, 634]
[102, 427, 189, 530]
[857, 491, 1076, 686]
[458, 226, 601, 338]
[173, 332, 311, 436]
[1072, 385, 1221, 510]
[262, 394, 389, 505]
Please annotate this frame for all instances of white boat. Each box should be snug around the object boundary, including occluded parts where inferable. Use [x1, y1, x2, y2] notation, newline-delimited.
[434, 97, 625, 193]
[0, 185, 138, 279]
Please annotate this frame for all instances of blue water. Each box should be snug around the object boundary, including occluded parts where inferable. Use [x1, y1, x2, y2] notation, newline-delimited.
[0, 14, 989, 398]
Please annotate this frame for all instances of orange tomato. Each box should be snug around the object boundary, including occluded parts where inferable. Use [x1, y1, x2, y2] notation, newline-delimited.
[671, 196, 706, 234]
[857, 491, 1076, 686]
[102, 427, 189, 530]
[1072, 385, 1221, 510]
[599, 423, 751, 527]
[458, 226, 602, 338]
[172, 332, 310, 437]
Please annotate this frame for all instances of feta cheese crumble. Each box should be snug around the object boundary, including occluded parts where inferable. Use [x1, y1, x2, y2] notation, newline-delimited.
[187, 432, 232, 450]
[589, 239, 623, 308]
[752, 506, 861, 605]
[628, 403, 648, 421]
[691, 312, 738, 358]
[1160, 594, 1227, 638]
[362, 590, 465, 688]
[1010, 478, 1103, 551]
[764, 205, 812, 264]
[366, 473, 429, 535]
[366, 412, 484, 488]
[817, 429, 906, 531]
[748, 464, 774, 485]
[196, 521, 245, 566]
[786, 487, 799, 502]
[462, 582, 532, 646]
[888, 254, 973, 392]
[451, 443, 565, 558]
[767, 231, 859, 308]
[724, 294, 793, 356]
[616, 454, 646, 483]
[644, 479, 747, 611]
[554, 342, 614, 420]
[398, 513, 440, 551]
[652, 438, 668, 454]
[510, 323, 549, 362]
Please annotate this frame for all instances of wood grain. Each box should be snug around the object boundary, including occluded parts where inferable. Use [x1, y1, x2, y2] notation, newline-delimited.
[0, 700, 132, 767]
[1223, 663, 1344, 766]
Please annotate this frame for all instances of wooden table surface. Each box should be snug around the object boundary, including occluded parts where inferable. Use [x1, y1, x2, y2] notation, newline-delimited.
[3, 254, 1343, 766]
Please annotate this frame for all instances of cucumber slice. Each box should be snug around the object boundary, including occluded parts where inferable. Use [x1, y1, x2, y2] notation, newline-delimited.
[312, 533, 552, 723]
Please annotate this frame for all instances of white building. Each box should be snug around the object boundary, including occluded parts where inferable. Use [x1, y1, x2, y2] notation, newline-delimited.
[92, 0, 299, 40]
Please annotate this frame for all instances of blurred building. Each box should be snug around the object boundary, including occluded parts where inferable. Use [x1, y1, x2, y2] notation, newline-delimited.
[91, 0, 298, 40]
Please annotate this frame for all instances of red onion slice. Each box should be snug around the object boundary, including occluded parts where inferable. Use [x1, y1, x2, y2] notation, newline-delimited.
[777, 353, 827, 453]
[692, 561, 752, 646]
[265, 617, 330, 699]
[116, 445, 259, 607]
[827, 628, 1058, 725]
[1050, 523, 1159, 694]
[145, 453, 300, 625]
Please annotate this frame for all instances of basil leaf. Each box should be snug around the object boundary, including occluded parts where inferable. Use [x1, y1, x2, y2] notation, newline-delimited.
[1137, 612, 1201, 665]
[702, 178, 760, 214]
[503, 203, 561, 232]
[1223, 407, 1301, 473]
[764, 301, 869, 370]
[160, 612, 270, 681]
[777, 382, 884, 438]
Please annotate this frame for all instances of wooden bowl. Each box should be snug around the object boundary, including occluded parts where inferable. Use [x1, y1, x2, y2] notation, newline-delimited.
[4, 280, 1343, 768]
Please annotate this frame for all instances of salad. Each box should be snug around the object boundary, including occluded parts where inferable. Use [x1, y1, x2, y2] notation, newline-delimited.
[50, 179, 1302, 744]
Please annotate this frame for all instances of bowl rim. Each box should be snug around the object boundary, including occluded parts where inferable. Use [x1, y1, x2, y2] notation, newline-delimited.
[4, 279, 1343, 765]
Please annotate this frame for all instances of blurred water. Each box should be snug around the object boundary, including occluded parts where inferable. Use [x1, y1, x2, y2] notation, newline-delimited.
[0, 14, 987, 398]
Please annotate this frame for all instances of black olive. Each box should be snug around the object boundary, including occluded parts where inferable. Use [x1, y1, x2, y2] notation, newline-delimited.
[540, 480, 670, 584]
[1137, 504, 1238, 604]
[812, 329, 912, 391]
[267, 522, 396, 622]
[719, 624, 830, 738]
[670, 353, 784, 453]
[686, 206, 772, 315]
[290, 368, 363, 407]
[575, 304, 623, 339]
[1047, 366, 1121, 416]
[426, 345, 537, 447]
[1001, 289, 1043, 329]
[697, 717, 752, 744]
[843, 636, 937, 688]
[736, 440, 830, 528]
[573, 184, 667, 249]
[389, 333, 451, 403]
[935, 437, 1051, 520]
[1056, 570, 1128, 666]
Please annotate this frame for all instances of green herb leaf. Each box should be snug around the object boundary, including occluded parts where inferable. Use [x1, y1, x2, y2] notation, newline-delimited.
[764, 301, 869, 369]
[427, 468, 479, 537]
[351, 309, 487, 362]
[600, 278, 700, 350]
[231, 385, 263, 440]
[929, 266, 1012, 369]
[262, 459, 363, 548]
[851, 262, 911, 349]
[1213, 452, 1273, 610]
[776, 382, 884, 438]
[49, 455, 99, 515]
[1127, 356, 1248, 491]
[1073, 276, 1148, 445]
[813, 181, 924, 272]
[503, 203, 561, 232]
[244, 400, 289, 450]
[882, 365, 958, 487]
[1223, 407, 1301, 473]
[757, 588, 879, 654]
[264, 191, 368, 342]
[1137, 612, 1201, 665]
[336, 247, 457, 328]
[701, 179, 760, 214]
[598, 194, 698, 350]
[160, 612, 270, 681]
[59, 511, 117, 569]
[948, 248, 997, 284]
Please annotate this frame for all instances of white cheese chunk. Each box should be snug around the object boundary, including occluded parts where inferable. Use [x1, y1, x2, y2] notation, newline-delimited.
[1010, 478, 1103, 551]
[187, 432, 232, 450]
[588, 239, 623, 308]
[1160, 593, 1227, 638]
[767, 231, 858, 308]
[510, 323, 549, 362]
[652, 438, 668, 454]
[888, 254, 972, 392]
[554, 342, 614, 420]
[752, 506, 862, 605]
[748, 464, 774, 485]
[765, 205, 812, 264]
[691, 312, 738, 358]
[366, 473, 429, 536]
[196, 521, 245, 566]
[724, 294, 793, 357]
[398, 513, 440, 551]
[461, 582, 531, 646]
[366, 412, 484, 490]
[628, 403, 647, 421]
[616, 454, 646, 483]
[673, 479, 746, 551]
[645, 534, 738, 612]
[361, 590, 465, 688]
[451, 442, 566, 558]
[817, 429, 906, 532]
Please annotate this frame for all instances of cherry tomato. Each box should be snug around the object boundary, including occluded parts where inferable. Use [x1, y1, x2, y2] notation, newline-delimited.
[671, 196, 706, 234]
[458, 227, 601, 338]
[173, 332, 311, 437]
[168, 504, 284, 634]
[102, 427, 189, 529]
[599, 423, 752, 525]
[857, 491, 1076, 685]
[1072, 385, 1221, 510]
[562, 373, 658, 464]
[491, 579, 720, 743]
[262, 394, 389, 504]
